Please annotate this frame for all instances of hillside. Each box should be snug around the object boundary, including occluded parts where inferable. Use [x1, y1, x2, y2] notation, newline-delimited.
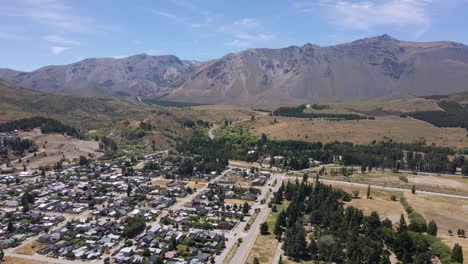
[0, 55, 196, 97]
[165, 35, 468, 105]
[2, 35, 468, 105]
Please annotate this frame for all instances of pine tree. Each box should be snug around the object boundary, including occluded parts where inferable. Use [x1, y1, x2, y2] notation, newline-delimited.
[308, 239, 318, 260]
[427, 220, 437, 236]
[366, 185, 371, 199]
[412, 185, 416, 194]
[451, 243, 463, 263]
[283, 222, 307, 259]
[398, 214, 407, 233]
[242, 202, 250, 215]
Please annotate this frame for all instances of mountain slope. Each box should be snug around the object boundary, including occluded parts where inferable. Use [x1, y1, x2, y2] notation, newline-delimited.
[2, 35, 468, 105]
[0, 80, 155, 128]
[164, 35, 468, 105]
[0, 55, 196, 97]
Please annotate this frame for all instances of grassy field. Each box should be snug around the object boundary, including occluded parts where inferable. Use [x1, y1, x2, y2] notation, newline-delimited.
[316, 168, 468, 197]
[405, 193, 468, 264]
[247, 201, 290, 264]
[251, 115, 468, 148]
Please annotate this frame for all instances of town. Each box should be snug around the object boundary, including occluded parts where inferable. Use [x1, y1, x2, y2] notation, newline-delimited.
[0, 138, 282, 264]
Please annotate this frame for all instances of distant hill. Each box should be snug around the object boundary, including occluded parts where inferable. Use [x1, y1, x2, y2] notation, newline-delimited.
[0, 80, 152, 128]
[1, 35, 468, 105]
[0, 55, 196, 97]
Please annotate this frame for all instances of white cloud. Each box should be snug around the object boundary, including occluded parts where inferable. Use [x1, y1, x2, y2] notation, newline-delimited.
[152, 10, 179, 20]
[234, 32, 275, 42]
[294, 0, 432, 36]
[44, 35, 79, 45]
[50, 46, 71, 55]
[112, 55, 128, 59]
[232, 18, 259, 29]
[224, 39, 250, 48]
[221, 18, 275, 48]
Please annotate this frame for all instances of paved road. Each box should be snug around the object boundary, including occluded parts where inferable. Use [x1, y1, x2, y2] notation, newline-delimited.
[215, 173, 284, 264]
[283, 177, 468, 200]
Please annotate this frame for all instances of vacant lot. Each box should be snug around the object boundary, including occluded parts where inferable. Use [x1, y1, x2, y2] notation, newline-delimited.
[19, 128, 101, 169]
[251, 115, 468, 148]
[13, 241, 46, 255]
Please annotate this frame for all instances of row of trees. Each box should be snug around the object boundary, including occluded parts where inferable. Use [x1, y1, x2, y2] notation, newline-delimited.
[178, 127, 464, 174]
[272, 104, 365, 120]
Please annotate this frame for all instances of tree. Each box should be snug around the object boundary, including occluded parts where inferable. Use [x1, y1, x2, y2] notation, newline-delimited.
[398, 214, 407, 233]
[462, 163, 468, 176]
[242, 202, 251, 215]
[126, 184, 132, 197]
[283, 222, 307, 259]
[427, 220, 437, 236]
[21, 189, 35, 212]
[317, 235, 336, 262]
[260, 222, 269, 235]
[451, 243, 463, 263]
[367, 185, 371, 199]
[413, 252, 431, 264]
[412, 185, 416, 194]
[79, 155, 89, 166]
[274, 211, 286, 240]
[7, 220, 14, 232]
[308, 239, 318, 259]
[448, 229, 453, 236]
[253, 257, 260, 264]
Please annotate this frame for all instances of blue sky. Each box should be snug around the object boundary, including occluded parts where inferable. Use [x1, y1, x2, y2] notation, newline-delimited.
[1, 0, 468, 71]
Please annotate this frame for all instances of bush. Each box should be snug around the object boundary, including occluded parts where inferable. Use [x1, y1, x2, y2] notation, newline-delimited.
[122, 217, 146, 238]
[408, 212, 427, 233]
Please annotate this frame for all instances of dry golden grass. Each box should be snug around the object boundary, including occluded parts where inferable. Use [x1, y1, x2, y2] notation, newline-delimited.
[3, 256, 47, 264]
[224, 199, 254, 206]
[331, 97, 442, 113]
[404, 193, 468, 263]
[318, 169, 468, 196]
[13, 241, 46, 255]
[173, 105, 259, 125]
[251, 115, 468, 148]
[19, 128, 101, 170]
[152, 178, 173, 187]
[185, 181, 206, 189]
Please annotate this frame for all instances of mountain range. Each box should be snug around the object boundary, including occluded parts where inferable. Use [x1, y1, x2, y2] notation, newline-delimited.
[1, 35, 468, 105]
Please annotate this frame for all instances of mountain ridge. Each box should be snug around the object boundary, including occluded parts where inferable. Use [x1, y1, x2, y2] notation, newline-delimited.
[1, 35, 468, 105]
